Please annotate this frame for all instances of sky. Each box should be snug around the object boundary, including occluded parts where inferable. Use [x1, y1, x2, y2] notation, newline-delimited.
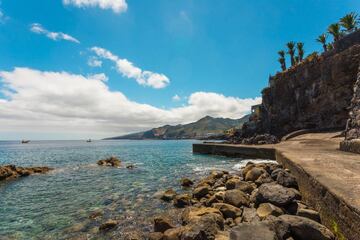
[0, 0, 359, 140]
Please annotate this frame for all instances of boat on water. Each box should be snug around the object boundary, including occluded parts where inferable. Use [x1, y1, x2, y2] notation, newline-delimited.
[21, 140, 30, 144]
[86, 139, 92, 142]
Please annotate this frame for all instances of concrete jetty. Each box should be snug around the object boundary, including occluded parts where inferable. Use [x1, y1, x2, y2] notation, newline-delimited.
[193, 132, 360, 240]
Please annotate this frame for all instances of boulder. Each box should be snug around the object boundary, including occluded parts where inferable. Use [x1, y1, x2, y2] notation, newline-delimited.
[276, 171, 298, 189]
[154, 216, 175, 233]
[193, 186, 210, 199]
[296, 208, 321, 223]
[225, 178, 240, 190]
[163, 227, 184, 240]
[270, 168, 283, 180]
[180, 178, 194, 187]
[278, 215, 335, 240]
[254, 183, 297, 207]
[256, 203, 284, 219]
[213, 203, 242, 219]
[181, 214, 223, 240]
[0, 165, 53, 181]
[173, 194, 191, 208]
[235, 181, 256, 194]
[224, 189, 250, 207]
[161, 189, 177, 202]
[245, 167, 266, 182]
[97, 156, 121, 167]
[230, 222, 278, 240]
[148, 232, 164, 240]
[99, 219, 118, 231]
[241, 207, 260, 223]
[181, 207, 223, 226]
[255, 173, 274, 186]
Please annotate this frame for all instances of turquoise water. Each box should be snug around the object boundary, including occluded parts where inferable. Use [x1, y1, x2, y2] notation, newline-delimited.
[0, 140, 259, 239]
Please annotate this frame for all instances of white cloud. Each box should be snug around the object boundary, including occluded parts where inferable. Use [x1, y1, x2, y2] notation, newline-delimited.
[0, 68, 261, 139]
[172, 94, 181, 101]
[91, 46, 170, 89]
[63, 0, 127, 13]
[88, 56, 102, 67]
[88, 73, 108, 82]
[30, 23, 80, 44]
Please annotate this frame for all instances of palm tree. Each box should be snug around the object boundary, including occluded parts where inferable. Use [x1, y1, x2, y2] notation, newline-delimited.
[296, 42, 304, 62]
[328, 23, 341, 41]
[340, 12, 358, 32]
[278, 50, 286, 71]
[316, 34, 328, 52]
[327, 43, 334, 51]
[286, 41, 296, 66]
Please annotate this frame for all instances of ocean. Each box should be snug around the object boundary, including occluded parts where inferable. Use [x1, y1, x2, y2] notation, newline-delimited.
[0, 140, 272, 239]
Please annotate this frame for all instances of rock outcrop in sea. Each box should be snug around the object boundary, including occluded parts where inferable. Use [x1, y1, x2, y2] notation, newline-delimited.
[0, 164, 53, 181]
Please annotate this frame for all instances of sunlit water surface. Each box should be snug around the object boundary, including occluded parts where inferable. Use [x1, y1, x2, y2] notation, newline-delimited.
[0, 140, 271, 239]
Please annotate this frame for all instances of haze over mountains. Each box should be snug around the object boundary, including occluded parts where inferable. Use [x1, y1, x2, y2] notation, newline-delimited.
[104, 115, 250, 140]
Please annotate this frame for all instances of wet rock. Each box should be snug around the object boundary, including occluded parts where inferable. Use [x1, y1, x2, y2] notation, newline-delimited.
[193, 186, 210, 199]
[245, 167, 266, 182]
[148, 232, 164, 240]
[89, 210, 103, 219]
[256, 203, 284, 219]
[296, 208, 321, 223]
[173, 194, 191, 208]
[224, 189, 250, 207]
[254, 183, 297, 207]
[278, 215, 335, 240]
[180, 178, 194, 187]
[213, 203, 242, 219]
[154, 216, 175, 233]
[97, 156, 121, 167]
[99, 219, 118, 231]
[0, 165, 53, 181]
[163, 227, 184, 240]
[276, 170, 298, 189]
[126, 164, 136, 169]
[161, 189, 177, 202]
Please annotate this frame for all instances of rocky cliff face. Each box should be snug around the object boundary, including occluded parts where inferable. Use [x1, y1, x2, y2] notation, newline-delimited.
[250, 30, 360, 138]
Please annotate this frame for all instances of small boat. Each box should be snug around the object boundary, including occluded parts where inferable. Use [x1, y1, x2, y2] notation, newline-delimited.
[21, 140, 30, 144]
[86, 139, 92, 143]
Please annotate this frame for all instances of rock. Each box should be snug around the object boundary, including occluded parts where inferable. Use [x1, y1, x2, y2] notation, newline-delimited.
[181, 207, 223, 226]
[255, 183, 297, 207]
[173, 194, 191, 208]
[256, 203, 284, 219]
[97, 156, 121, 167]
[225, 178, 240, 190]
[99, 219, 118, 231]
[160, 189, 176, 202]
[224, 189, 250, 207]
[123, 231, 143, 240]
[297, 208, 321, 222]
[230, 222, 278, 240]
[241, 207, 260, 223]
[126, 164, 136, 169]
[215, 186, 227, 192]
[235, 181, 256, 194]
[285, 201, 308, 215]
[276, 170, 298, 189]
[206, 194, 221, 206]
[213, 203, 242, 219]
[278, 215, 335, 240]
[255, 173, 274, 186]
[181, 214, 223, 240]
[154, 216, 175, 233]
[89, 210, 103, 219]
[180, 178, 194, 187]
[245, 167, 266, 182]
[271, 168, 283, 180]
[148, 232, 164, 240]
[193, 186, 210, 199]
[0, 165, 53, 181]
[163, 227, 184, 240]
[225, 218, 235, 227]
[215, 231, 229, 240]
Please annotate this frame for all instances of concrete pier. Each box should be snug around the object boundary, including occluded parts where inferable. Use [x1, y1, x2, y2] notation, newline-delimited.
[193, 132, 360, 240]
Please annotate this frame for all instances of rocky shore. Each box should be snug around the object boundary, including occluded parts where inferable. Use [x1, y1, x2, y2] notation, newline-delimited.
[150, 162, 335, 240]
[0, 164, 53, 181]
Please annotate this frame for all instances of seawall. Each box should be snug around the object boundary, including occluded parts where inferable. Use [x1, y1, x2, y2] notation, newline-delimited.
[193, 132, 360, 240]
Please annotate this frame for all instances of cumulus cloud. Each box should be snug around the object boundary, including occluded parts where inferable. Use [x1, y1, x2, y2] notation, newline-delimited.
[88, 56, 102, 67]
[30, 23, 80, 44]
[91, 46, 170, 89]
[63, 0, 127, 13]
[172, 94, 181, 101]
[0, 68, 260, 139]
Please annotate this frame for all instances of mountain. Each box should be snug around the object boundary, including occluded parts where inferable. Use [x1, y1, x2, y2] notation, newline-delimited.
[104, 115, 250, 140]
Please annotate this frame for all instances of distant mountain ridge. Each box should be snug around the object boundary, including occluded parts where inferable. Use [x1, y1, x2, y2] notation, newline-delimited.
[104, 115, 250, 140]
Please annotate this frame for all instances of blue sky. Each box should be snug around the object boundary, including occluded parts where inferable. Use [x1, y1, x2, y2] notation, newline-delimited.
[0, 0, 359, 139]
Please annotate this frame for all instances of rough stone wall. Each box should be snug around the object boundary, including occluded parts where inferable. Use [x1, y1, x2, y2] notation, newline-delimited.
[258, 31, 360, 138]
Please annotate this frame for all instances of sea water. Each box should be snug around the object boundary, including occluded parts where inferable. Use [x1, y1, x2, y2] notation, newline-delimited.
[0, 140, 272, 239]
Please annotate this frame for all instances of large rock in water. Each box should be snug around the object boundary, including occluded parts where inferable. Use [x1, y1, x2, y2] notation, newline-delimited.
[193, 185, 210, 199]
[0, 165, 53, 181]
[154, 216, 175, 233]
[160, 189, 177, 202]
[97, 156, 121, 167]
[278, 215, 335, 240]
[254, 183, 298, 207]
[224, 189, 250, 207]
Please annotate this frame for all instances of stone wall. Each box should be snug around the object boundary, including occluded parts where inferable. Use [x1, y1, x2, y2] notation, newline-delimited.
[255, 30, 360, 138]
[340, 65, 360, 153]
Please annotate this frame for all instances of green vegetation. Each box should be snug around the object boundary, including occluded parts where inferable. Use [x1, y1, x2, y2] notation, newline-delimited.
[277, 12, 359, 72]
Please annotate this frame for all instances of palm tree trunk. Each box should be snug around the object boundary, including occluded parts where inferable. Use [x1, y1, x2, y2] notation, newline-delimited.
[323, 44, 327, 52]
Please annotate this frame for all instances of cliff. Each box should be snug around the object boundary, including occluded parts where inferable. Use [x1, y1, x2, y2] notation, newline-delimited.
[242, 30, 360, 139]
[105, 115, 249, 140]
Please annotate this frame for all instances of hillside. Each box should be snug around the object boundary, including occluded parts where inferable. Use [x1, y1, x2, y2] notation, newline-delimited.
[104, 115, 249, 140]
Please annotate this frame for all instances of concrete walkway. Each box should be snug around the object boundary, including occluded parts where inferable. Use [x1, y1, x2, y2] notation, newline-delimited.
[193, 132, 360, 240]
